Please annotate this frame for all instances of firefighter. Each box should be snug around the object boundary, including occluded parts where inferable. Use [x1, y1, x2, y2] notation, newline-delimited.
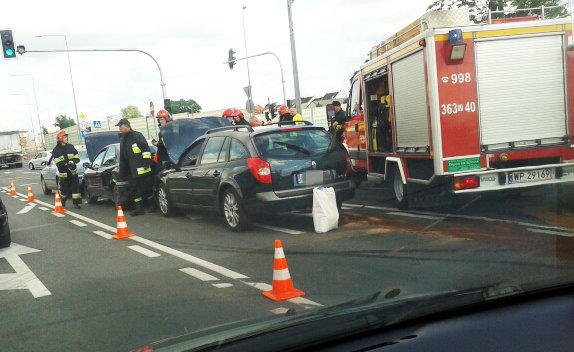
[52, 130, 82, 209]
[222, 108, 236, 125]
[232, 109, 250, 126]
[331, 101, 347, 141]
[152, 109, 172, 173]
[290, 107, 303, 125]
[278, 105, 292, 122]
[116, 118, 153, 216]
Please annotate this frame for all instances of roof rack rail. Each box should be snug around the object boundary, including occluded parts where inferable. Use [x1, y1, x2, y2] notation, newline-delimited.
[205, 125, 254, 134]
[268, 120, 313, 127]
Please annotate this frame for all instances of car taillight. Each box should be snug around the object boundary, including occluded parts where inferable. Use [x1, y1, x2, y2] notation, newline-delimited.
[454, 176, 480, 190]
[246, 157, 272, 184]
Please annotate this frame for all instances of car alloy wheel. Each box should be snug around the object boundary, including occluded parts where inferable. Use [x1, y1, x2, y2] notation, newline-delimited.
[223, 192, 240, 228]
[158, 186, 168, 214]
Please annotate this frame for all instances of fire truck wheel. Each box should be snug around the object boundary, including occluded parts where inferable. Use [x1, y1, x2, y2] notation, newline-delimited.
[392, 165, 408, 210]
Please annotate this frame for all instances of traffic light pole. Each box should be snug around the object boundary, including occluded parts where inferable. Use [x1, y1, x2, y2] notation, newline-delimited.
[224, 52, 287, 106]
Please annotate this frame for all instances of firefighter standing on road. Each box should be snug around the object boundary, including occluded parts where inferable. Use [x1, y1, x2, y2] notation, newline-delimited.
[152, 109, 172, 173]
[116, 118, 153, 216]
[331, 101, 347, 142]
[52, 130, 82, 209]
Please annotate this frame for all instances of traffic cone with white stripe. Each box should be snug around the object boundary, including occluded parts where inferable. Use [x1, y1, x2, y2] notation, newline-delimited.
[9, 181, 16, 195]
[263, 240, 305, 301]
[25, 184, 35, 202]
[112, 206, 134, 239]
[52, 191, 67, 213]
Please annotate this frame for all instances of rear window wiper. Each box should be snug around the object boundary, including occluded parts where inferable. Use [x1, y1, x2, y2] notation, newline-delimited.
[273, 141, 312, 156]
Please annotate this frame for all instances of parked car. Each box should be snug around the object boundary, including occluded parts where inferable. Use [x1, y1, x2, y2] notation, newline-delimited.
[40, 145, 89, 195]
[0, 195, 11, 248]
[28, 151, 52, 170]
[157, 122, 356, 231]
[82, 143, 157, 207]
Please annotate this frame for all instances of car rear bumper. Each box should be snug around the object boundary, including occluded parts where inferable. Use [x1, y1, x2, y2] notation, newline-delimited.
[248, 180, 355, 213]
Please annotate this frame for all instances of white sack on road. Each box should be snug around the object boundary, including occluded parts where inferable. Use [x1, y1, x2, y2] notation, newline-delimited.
[312, 186, 339, 233]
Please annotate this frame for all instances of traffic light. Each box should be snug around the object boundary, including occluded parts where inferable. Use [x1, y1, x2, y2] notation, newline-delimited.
[269, 104, 276, 120]
[164, 99, 171, 113]
[228, 48, 236, 70]
[1, 30, 16, 59]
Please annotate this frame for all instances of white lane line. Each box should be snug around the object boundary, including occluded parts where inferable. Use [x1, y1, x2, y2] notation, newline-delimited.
[19, 183, 38, 187]
[16, 203, 36, 214]
[527, 228, 574, 238]
[19, 198, 26, 202]
[212, 283, 233, 288]
[387, 212, 445, 221]
[52, 213, 65, 218]
[270, 307, 289, 314]
[70, 220, 87, 227]
[39, 207, 50, 211]
[255, 224, 304, 235]
[241, 281, 272, 291]
[128, 245, 161, 258]
[180, 267, 219, 281]
[93, 231, 113, 240]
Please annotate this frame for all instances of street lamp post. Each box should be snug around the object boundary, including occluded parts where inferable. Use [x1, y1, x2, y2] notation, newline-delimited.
[35, 35, 81, 143]
[287, 0, 302, 114]
[242, 6, 254, 117]
[12, 93, 37, 155]
[12, 74, 45, 150]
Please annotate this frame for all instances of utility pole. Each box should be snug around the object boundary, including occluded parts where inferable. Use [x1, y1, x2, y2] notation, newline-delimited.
[242, 6, 254, 117]
[287, 0, 302, 114]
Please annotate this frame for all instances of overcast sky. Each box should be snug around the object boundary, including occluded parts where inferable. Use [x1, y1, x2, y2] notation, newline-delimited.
[0, 0, 431, 133]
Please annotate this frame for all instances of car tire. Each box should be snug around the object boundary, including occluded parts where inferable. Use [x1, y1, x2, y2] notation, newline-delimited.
[221, 188, 252, 232]
[157, 183, 177, 218]
[391, 165, 408, 210]
[41, 176, 52, 195]
[0, 227, 10, 248]
[84, 183, 98, 204]
[29, 162, 35, 170]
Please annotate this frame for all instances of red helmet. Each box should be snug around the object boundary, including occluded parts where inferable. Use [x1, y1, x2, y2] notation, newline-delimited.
[278, 105, 289, 115]
[232, 109, 244, 119]
[156, 109, 172, 122]
[222, 108, 234, 118]
[56, 130, 68, 142]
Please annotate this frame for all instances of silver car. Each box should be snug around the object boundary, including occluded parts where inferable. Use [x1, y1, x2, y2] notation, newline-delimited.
[40, 145, 89, 195]
[28, 151, 52, 170]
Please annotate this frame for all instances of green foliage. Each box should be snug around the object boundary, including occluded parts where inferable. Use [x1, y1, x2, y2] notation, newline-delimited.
[121, 105, 143, 119]
[53, 115, 76, 130]
[315, 102, 324, 107]
[42, 125, 48, 135]
[170, 99, 202, 114]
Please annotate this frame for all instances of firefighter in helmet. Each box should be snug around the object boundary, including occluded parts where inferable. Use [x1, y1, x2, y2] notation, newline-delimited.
[232, 109, 250, 126]
[278, 105, 293, 122]
[222, 108, 236, 125]
[152, 109, 172, 173]
[52, 130, 82, 209]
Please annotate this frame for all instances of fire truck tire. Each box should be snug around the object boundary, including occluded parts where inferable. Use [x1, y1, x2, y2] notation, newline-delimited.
[392, 165, 408, 210]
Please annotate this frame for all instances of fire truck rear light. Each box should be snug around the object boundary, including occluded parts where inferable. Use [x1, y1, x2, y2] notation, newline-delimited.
[454, 176, 480, 190]
[450, 44, 466, 60]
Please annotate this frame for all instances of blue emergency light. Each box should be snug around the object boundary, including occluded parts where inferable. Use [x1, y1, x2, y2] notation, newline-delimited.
[448, 29, 463, 44]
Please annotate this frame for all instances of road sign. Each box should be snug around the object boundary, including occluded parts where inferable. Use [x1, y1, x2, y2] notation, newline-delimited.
[246, 99, 255, 114]
[80, 112, 86, 120]
[81, 130, 89, 138]
[93, 121, 102, 128]
[79, 121, 89, 130]
[243, 86, 252, 98]
[150, 101, 155, 118]
[0, 243, 51, 298]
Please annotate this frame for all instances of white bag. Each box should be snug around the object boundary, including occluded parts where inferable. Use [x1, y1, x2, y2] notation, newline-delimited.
[312, 187, 339, 233]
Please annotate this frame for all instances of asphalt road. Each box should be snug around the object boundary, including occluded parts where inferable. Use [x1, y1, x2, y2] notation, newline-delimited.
[1, 167, 574, 351]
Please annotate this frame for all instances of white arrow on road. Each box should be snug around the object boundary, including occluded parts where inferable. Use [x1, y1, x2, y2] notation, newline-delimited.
[0, 243, 51, 298]
[16, 202, 36, 214]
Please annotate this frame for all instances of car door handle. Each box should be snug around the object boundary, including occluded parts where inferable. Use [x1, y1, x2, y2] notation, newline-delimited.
[186, 172, 192, 178]
[212, 171, 221, 177]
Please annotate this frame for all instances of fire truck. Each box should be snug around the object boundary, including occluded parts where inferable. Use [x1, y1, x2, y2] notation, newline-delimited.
[340, 6, 574, 209]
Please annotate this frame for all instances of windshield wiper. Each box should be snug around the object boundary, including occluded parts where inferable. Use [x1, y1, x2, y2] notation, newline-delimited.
[273, 141, 312, 155]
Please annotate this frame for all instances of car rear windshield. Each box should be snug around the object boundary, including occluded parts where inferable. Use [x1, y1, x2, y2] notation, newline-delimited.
[254, 128, 335, 159]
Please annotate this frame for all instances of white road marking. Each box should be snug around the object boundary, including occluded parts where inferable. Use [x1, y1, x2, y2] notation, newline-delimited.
[387, 212, 445, 221]
[39, 207, 50, 211]
[241, 281, 322, 308]
[128, 245, 161, 258]
[19, 198, 26, 202]
[70, 220, 87, 227]
[0, 243, 51, 298]
[212, 283, 233, 288]
[180, 268, 219, 281]
[19, 183, 38, 187]
[527, 228, 574, 238]
[93, 231, 113, 240]
[270, 307, 289, 314]
[52, 213, 65, 218]
[255, 224, 304, 235]
[241, 281, 272, 291]
[16, 203, 36, 214]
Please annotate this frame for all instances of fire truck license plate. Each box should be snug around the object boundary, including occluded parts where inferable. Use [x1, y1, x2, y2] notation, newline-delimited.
[508, 169, 552, 184]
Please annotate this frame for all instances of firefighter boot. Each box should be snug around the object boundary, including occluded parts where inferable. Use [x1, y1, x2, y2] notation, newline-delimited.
[130, 202, 145, 217]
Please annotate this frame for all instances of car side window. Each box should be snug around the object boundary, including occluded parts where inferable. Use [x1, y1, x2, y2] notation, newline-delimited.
[229, 138, 249, 160]
[348, 79, 360, 116]
[180, 140, 204, 167]
[102, 147, 116, 166]
[92, 149, 107, 169]
[36, 153, 43, 159]
[217, 137, 230, 163]
[200, 137, 226, 165]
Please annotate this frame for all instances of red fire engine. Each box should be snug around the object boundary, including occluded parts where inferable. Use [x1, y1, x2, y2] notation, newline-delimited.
[339, 6, 574, 209]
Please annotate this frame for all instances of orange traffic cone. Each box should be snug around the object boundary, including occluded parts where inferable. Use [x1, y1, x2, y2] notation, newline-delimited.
[9, 181, 16, 195]
[112, 206, 134, 239]
[25, 184, 35, 202]
[263, 240, 305, 301]
[52, 191, 67, 213]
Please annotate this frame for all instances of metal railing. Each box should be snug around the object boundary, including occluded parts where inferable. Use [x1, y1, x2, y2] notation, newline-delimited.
[487, 4, 571, 24]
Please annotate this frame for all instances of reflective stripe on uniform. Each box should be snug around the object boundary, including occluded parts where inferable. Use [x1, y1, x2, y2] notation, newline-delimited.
[59, 173, 68, 178]
[137, 167, 151, 175]
[142, 151, 151, 159]
[72, 170, 78, 175]
[54, 156, 65, 162]
[72, 193, 82, 199]
[132, 143, 141, 153]
[134, 197, 142, 202]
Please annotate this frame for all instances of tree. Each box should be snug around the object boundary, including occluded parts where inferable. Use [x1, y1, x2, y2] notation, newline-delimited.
[53, 115, 76, 130]
[170, 99, 202, 114]
[121, 105, 143, 119]
[42, 125, 49, 135]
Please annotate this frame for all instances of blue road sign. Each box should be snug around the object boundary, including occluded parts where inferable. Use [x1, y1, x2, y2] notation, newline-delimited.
[81, 130, 89, 138]
[93, 120, 102, 128]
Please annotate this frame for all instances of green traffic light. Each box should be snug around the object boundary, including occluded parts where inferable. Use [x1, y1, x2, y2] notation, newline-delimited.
[5, 48, 14, 56]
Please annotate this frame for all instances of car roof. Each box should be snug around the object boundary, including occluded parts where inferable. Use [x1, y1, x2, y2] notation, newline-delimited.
[205, 124, 324, 138]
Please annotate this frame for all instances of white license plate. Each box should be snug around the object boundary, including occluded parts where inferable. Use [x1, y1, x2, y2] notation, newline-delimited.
[508, 169, 552, 184]
[296, 170, 333, 185]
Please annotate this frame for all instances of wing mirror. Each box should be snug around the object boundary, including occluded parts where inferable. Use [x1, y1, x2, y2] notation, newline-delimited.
[82, 162, 91, 169]
[40, 161, 47, 166]
[163, 161, 179, 171]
